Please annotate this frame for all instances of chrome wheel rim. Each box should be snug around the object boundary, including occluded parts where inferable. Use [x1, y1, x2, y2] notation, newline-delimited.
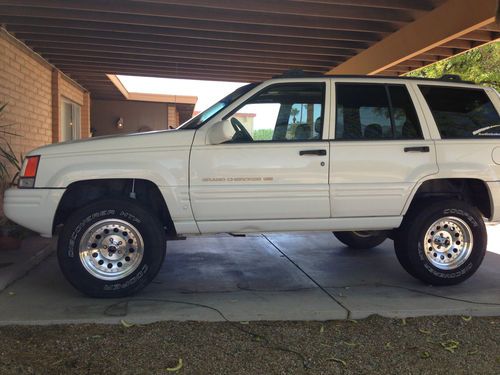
[423, 216, 473, 270]
[79, 219, 144, 280]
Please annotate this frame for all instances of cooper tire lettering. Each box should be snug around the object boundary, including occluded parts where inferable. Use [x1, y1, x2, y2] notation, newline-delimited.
[57, 199, 166, 298]
[395, 199, 486, 286]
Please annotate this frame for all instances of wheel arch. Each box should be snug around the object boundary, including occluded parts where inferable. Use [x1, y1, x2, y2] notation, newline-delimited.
[403, 178, 492, 219]
[53, 178, 176, 236]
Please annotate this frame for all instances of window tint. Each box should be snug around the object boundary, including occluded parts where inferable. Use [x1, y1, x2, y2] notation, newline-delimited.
[227, 83, 324, 142]
[419, 86, 500, 138]
[389, 85, 422, 139]
[335, 83, 422, 140]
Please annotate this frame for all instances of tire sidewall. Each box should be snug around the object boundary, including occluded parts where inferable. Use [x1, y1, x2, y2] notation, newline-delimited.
[406, 201, 486, 284]
[58, 199, 166, 297]
[334, 231, 387, 249]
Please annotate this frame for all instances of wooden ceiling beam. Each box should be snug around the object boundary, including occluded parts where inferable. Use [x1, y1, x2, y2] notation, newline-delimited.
[1, 16, 382, 46]
[8, 26, 368, 54]
[328, 0, 498, 74]
[409, 55, 440, 62]
[291, 0, 437, 11]
[459, 29, 495, 41]
[441, 39, 473, 49]
[63, 66, 267, 83]
[42, 55, 323, 75]
[421, 47, 455, 56]
[32, 44, 341, 68]
[16, 33, 358, 58]
[128, 0, 415, 22]
[39, 56, 336, 77]
[0, 2, 396, 33]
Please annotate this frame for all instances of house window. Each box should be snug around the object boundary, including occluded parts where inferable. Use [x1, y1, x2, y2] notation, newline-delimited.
[61, 98, 81, 142]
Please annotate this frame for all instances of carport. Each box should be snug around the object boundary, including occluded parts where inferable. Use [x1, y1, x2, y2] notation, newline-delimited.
[0, 0, 498, 101]
[1, 0, 500, 324]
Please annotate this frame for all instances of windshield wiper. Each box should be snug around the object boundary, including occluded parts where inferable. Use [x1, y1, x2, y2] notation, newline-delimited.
[472, 124, 500, 135]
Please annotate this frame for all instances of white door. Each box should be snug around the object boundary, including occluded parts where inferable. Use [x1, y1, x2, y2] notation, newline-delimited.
[330, 81, 438, 217]
[61, 99, 81, 142]
[190, 81, 331, 224]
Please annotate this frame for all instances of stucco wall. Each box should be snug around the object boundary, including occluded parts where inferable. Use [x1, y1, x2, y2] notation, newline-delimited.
[91, 99, 169, 136]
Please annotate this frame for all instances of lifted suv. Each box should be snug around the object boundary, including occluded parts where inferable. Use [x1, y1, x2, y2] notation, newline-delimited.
[4, 75, 500, 297]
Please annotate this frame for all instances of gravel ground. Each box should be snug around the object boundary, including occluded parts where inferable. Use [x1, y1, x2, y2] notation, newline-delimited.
[0, 315, 498, 375]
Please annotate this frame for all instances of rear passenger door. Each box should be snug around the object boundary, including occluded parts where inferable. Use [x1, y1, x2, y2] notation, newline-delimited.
[329, 80, 438, 217]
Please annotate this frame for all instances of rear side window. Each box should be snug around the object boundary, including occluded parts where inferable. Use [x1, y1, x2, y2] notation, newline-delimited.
[419, 86, 500, 138]
[335, 83, 422, 140]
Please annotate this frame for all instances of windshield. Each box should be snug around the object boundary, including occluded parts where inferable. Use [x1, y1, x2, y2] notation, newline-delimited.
[178, 83, 259, 129]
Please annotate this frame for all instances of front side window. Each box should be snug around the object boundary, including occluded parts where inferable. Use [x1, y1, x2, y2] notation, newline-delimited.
[419, 86, 500, 138]
[335, 83, 422, 140]
[226, 83, 325, 142]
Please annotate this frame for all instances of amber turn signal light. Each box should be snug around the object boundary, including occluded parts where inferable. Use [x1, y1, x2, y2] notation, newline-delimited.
[19, 155, 40, 188]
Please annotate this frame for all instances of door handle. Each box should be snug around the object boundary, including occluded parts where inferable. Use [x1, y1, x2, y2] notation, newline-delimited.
[404, 146, 430, 153]
[299, 149, 327, 156]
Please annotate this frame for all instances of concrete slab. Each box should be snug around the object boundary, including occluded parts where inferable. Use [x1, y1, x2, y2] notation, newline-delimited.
[0, 236, 55, 292]
[0, 228, 499, 325]
[266, 229, 500, 319]
[0, 235, 346, 325]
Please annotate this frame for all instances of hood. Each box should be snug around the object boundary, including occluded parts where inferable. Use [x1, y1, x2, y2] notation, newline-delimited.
[28, 129, 196, 157]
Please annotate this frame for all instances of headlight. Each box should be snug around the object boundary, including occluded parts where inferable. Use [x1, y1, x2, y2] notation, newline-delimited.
[19, 155, 40, 188]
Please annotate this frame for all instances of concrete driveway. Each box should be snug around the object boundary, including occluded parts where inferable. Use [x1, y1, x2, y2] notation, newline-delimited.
[1, 228, 500, 325]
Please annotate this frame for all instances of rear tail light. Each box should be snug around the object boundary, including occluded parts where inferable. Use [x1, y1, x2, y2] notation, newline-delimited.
[19, 155, 40, 188]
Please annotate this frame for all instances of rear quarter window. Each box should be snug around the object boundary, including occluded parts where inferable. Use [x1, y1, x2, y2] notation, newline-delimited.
[419, 85, 500, 138]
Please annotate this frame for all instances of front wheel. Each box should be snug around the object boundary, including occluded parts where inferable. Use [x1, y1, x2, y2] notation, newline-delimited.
[57, 199, 166, 298]
[394, 200, 486, 285]
[333, 231, 387, 249]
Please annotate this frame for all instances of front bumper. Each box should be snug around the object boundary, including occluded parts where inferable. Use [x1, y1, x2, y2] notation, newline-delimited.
[3, 188, 65, 237]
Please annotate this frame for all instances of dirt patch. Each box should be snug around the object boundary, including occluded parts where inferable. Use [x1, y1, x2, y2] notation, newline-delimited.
[0, 315, 498, 374]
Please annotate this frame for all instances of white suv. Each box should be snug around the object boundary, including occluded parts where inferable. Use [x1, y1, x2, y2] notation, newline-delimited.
[4, 74, 500, 297]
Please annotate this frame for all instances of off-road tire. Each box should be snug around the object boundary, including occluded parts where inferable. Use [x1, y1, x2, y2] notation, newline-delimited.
[333, 231, 387, 249]
[57, 199, 166, 298]
[394, 199, 486, 285]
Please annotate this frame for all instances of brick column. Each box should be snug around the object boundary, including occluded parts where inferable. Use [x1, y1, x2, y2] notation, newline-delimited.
[51, 69, 60, 143]
[167, 105, 178, 128]
[81, 92, 91, 138]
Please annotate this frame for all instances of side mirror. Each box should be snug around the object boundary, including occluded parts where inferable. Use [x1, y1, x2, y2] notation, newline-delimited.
[206, 119, 234, 144]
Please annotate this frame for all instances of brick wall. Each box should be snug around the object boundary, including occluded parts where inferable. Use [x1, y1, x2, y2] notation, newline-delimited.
[51, 70, 89, 142]
[0, 28, 90, 216]
[60, 75, 85, 106]
[0, 30, 53, 164]
[167, 104, 180, 128]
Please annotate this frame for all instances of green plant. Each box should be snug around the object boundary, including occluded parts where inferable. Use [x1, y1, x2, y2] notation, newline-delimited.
[0, 103, 21, 184]
[252, 128, 274, 141]
[406, 42, 500, 91]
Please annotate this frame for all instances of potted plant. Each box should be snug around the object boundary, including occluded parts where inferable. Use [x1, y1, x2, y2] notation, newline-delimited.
[0, 102, 23, 250]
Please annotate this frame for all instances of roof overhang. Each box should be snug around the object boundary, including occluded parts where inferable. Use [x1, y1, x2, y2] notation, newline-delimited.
[0, 0, 498, 99]
[106, 74, 198, 105]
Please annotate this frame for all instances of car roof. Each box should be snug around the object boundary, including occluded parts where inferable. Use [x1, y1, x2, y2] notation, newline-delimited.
[268, 71, 481, 87]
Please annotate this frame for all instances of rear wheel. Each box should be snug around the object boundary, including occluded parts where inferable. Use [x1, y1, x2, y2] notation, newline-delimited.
[394, 199, 486, 285]
[333, 231, 387, 249]
[57, 199, 166, 298]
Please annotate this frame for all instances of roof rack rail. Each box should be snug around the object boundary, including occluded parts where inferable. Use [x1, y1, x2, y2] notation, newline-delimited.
[273, 69, 324, 78]
[441, 74, 462, 81]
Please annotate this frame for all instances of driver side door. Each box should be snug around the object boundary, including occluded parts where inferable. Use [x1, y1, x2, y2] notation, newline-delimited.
[190, 80, 331, 230]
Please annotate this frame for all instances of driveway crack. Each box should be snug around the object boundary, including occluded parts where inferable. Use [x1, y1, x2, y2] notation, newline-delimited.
[262, 234, 352, 320]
